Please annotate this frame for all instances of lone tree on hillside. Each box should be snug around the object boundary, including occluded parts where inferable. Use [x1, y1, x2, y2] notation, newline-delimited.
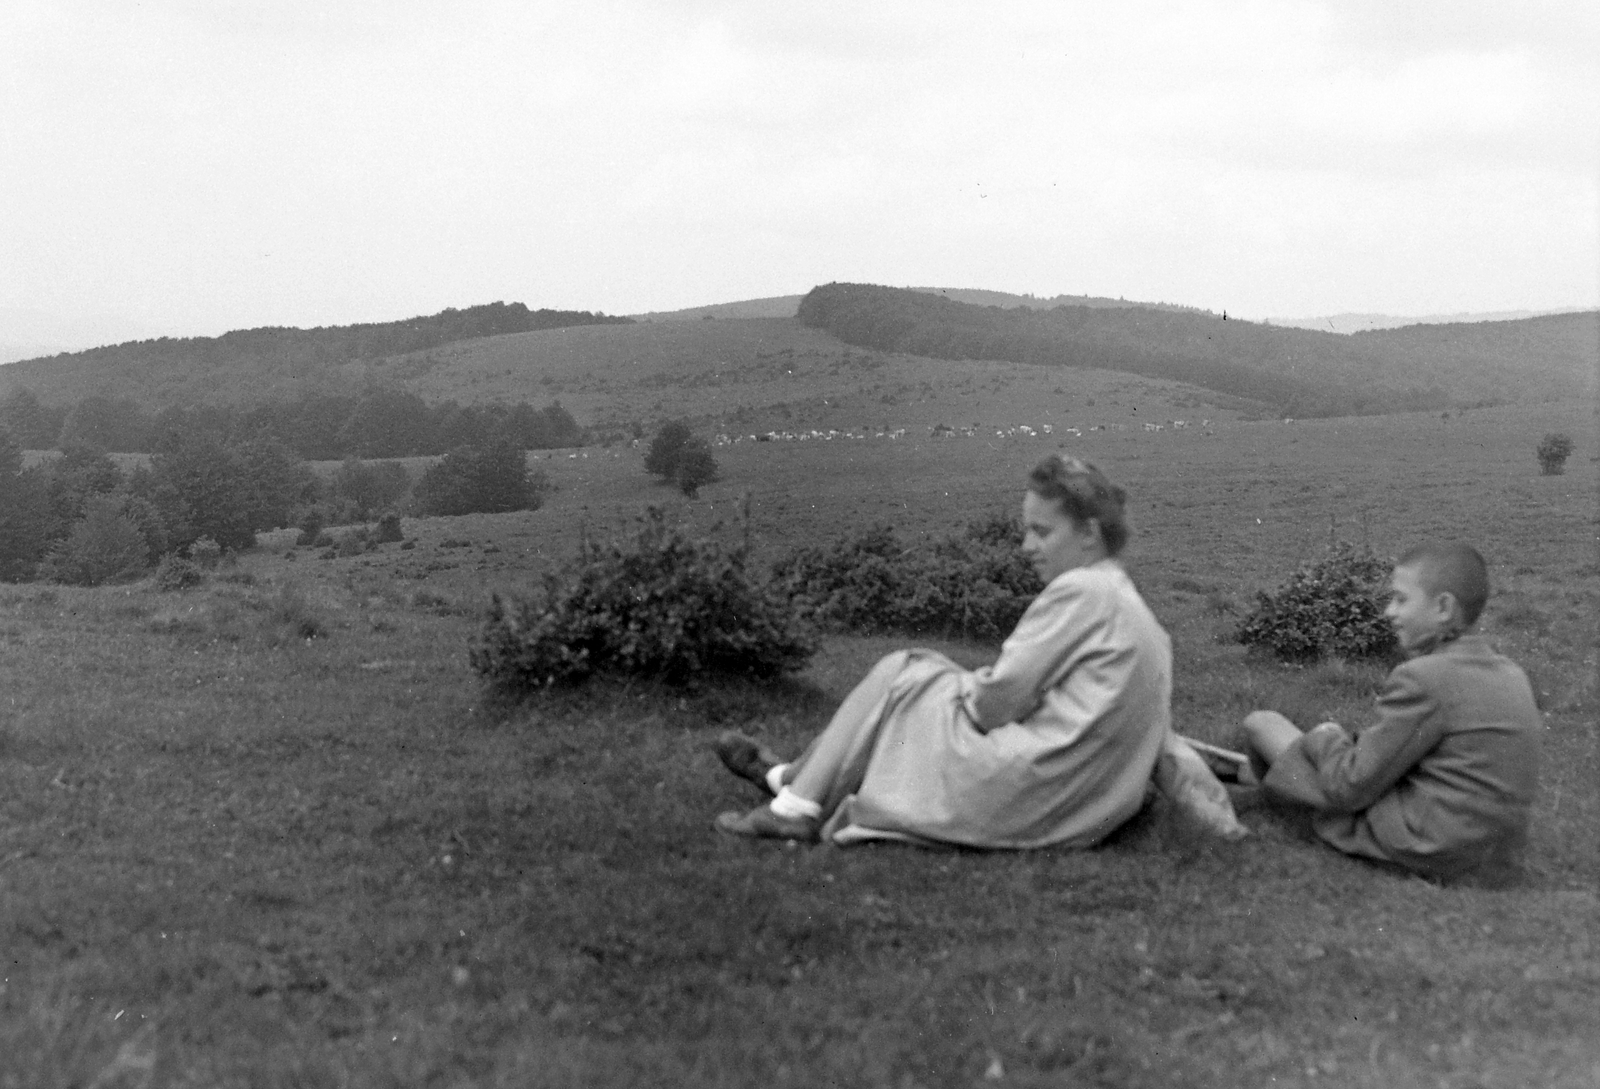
[1536, 432, 1574, 475]
[674, 438, 720, 498]
[644, 420, 721, 497]
[413, 441, 547, 517]
[644, 420, 693, 480]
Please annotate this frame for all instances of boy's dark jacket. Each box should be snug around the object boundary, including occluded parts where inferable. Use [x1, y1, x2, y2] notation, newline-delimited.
[1263, 635, 1542, 881]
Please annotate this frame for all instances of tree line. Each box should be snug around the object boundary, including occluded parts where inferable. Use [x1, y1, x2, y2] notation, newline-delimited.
[0, 387, 583, 458]
[796, 283, 1458, 418]
[0, 426, 547, 585]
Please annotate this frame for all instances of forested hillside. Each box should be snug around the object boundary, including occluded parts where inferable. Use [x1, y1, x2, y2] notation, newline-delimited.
[0, 302, 631, 407]
[798, 283, 1598, 417]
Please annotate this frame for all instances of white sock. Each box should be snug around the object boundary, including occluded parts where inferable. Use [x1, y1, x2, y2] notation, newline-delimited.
[765, 763, 789, 796]
[769, 785, 821, 821]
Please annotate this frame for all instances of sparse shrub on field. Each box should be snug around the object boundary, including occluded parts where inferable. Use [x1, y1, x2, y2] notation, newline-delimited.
[374, 511, 405, 543]
[471, 507, 815, 691]
[1536, 432, 1573, 475]
[154, 553, 205, 590]
[188, 536, 223, 569]
[771, 512, 1041, 642]
[1236, 542, 1396, 662]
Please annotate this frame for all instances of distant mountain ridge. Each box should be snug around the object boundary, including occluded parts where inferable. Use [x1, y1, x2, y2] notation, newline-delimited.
[1267, 308, 1591, 334]
[631, 286, 1207, 322]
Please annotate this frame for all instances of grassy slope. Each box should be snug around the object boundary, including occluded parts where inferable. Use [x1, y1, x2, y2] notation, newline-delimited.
[365, 316, 1256, 435]
[1, 398, 1596, 1087]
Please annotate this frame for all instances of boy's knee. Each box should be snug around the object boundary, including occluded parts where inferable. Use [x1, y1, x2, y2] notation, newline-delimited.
[1242, 710, 1291, 739]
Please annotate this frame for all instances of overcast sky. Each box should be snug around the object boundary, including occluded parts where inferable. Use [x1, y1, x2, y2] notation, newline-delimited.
[3, 0, 1597, 342]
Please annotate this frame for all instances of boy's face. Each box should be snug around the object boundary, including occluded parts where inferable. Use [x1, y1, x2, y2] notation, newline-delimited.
[1385, 563, 1454, 655]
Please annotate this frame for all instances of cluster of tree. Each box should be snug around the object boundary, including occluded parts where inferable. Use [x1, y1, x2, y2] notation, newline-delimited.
[0, 387, 583, 458]
[797, 284, 1598, 417]
[0, 432, 315, 583]
[644, 421, 720, 497]
[0, 426, 547, 584]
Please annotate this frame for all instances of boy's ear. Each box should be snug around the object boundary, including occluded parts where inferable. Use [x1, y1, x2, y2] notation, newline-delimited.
[1434, 590, 1463, 626]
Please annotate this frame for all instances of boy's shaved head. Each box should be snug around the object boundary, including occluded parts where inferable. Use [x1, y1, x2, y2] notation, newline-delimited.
[1396, 542, 1490, 626]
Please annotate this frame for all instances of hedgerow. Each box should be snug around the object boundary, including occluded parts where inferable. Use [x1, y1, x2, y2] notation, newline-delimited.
[771, 512, 1041, 642]
[471, 508, 815, 691]
[1236, 542, 1396, 662]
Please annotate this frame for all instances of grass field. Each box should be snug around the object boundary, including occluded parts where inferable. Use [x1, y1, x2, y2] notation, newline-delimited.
[2, 398, 1595, 1087]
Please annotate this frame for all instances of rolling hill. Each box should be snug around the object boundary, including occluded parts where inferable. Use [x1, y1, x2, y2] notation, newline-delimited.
[1, 287, 1593, 447]
[797, 283, 1598, 417]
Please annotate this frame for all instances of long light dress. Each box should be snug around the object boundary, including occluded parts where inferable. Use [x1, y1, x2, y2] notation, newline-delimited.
[815, 558, 1173, 848]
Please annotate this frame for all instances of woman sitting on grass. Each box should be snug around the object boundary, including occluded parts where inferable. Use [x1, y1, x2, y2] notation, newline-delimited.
[714, 455, 1182, 848]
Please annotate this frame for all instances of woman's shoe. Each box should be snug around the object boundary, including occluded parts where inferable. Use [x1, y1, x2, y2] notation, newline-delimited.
[714, 804, 819, 842]
[715, 731, 783, 795]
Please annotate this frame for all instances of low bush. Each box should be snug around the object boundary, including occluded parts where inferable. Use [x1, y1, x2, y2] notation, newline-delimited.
[771, 512, 1040, 642]
[1536, 432, 1573, 475]
[154, 553, 205, 590]
[374, 512, 405, 543]
[1235, 541, 1396, 662]
[334, 527, 374, 557]
[188, 536, 223, 569]
[471, 507, 815, 691]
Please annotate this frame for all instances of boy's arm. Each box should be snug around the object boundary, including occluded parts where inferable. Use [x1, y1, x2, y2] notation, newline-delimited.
[1298, 664, 1445, 813]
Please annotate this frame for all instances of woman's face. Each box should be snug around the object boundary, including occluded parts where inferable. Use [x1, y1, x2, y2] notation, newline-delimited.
[1021, 490, 1105, 583]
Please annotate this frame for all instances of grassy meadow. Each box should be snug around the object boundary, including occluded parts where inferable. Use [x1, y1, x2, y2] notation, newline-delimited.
[2, 397, 1596, 1087]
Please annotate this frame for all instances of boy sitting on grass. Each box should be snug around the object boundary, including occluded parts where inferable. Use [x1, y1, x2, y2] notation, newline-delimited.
[1241, 543, 1541, 884]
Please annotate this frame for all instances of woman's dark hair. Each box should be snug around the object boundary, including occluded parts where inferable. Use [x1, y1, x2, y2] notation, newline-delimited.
[1027, 455, 1130, 556]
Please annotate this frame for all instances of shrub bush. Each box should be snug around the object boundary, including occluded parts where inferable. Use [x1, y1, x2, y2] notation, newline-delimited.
[771, 513, 1041, 642]
[471, 507, 815, 691]
[1536, 432, 1573, 475]
[334, 527, 374, 557]
[154, 553, 205, 590]
[374, 511, 405, 543]
[188, 536, 223, 569]
[1236, 542, 1396, 662]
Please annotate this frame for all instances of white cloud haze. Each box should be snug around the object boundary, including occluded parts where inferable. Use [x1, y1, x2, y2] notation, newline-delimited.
[2, 0, 1596, 339]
